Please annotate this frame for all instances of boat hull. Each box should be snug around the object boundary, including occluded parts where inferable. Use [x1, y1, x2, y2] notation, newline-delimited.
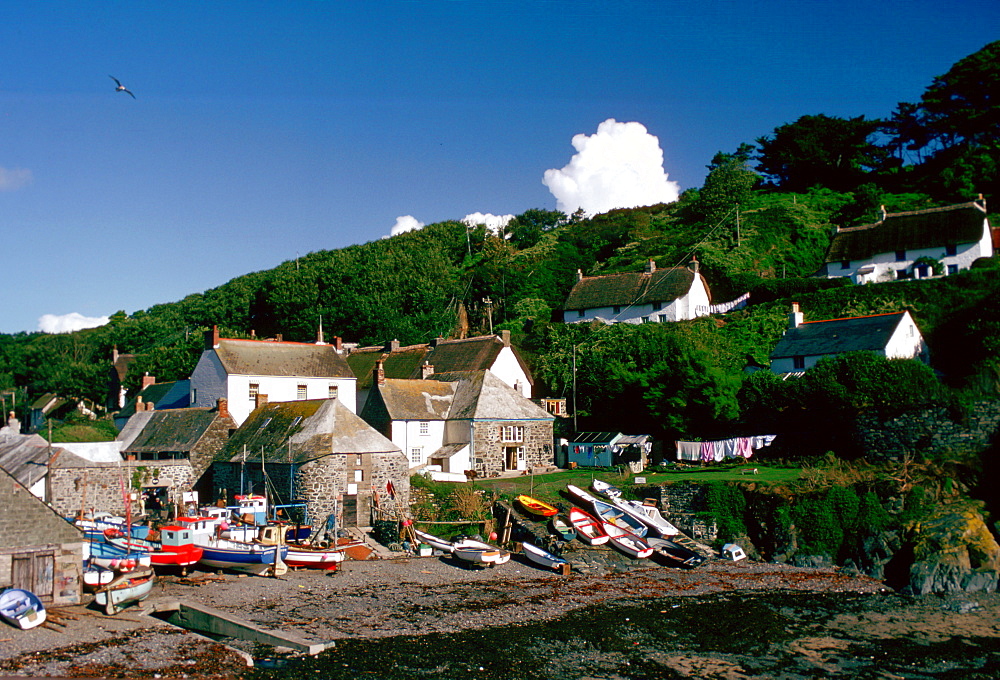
[284, 544, 345, 569]
[0, 588, 46, 630]
[94, 567, 155, 616]
[413, 529, 454, 553]
[568, 507, 609, 546]
[197, 539, 288, 575]
[452, 539, 511, 565]
[521, 542, 568, 571]
[515, 495, 558, 517]
[603, 523, 653, 559]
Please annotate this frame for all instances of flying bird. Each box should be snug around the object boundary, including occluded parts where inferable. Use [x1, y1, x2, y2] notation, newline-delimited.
[109, 75, 135, 99]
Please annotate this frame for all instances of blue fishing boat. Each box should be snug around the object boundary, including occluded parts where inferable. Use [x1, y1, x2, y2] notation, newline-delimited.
[196, 536, 288, 576]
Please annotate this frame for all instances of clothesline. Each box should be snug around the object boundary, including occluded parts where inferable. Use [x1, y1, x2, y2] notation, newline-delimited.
[675, 434, 776, 462]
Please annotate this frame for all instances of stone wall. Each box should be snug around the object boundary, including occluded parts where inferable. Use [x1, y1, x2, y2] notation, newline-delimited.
[856, 399, 1000, 460]
[48, 461, 196, 518]
[471, 420, 553, 477]
[0, 543, 83, 606]
[637, 482, 717, 542]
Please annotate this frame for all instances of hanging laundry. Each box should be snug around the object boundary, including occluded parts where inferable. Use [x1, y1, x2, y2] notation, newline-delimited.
[723, 438, 739, 459]
[737, 437, 753, 458]
[700, 441, 715, 463]
[676, 441, 701, 461]
[713, 440, 725, 462]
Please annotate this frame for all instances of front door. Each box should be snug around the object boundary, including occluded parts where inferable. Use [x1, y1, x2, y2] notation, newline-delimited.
[342, 497, 357, 527]
[11, 551, 54, 602]
[505, 446, 526, 471]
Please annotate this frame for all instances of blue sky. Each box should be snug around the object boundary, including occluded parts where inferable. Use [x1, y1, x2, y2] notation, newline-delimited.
[2, 1, 997, 334]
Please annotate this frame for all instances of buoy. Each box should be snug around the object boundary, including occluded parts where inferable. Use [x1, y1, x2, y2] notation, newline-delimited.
[489, 531, 498, 541]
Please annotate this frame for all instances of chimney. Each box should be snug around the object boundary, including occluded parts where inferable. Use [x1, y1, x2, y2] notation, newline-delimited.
[333, 336, 342, 352]
[421, 361, 435, 379]
[976, 193, 987, 212]
[645, 259, 656, 274]
[315, 318, 326, 345]
[141, 373, 155, 390]
[374, 360, 386, 386]
[690, 255, 699, 274]
[276, 334, 283, 342]
[250, 329, 256, 338]
[255, 393, 269, 409]
[146, 400, 155, 412]
[789, 302, 804, 329]
[383, 339, 400, 352]
[500, 329, 511, 347]
[204, 325, 220, 350]
[216, 398, 229, 420]
[879, 205, 888, 221]
[430, 336, 444, 348]
[135, 395, 143, 411]
[111, 345, 119, 364]
[576, 268, 584, 283]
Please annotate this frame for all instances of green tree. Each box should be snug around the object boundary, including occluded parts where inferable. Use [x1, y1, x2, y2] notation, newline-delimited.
[507, 209, 565, 250]
[697, 145, 760, 226]
[755, 114, 888, 192]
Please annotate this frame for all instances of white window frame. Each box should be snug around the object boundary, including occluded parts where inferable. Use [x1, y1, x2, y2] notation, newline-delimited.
[410, 447, 423, 464]
[500, 425, 524, 443]
[419, 421, 429, 435]
[297, 384, 307, 400]
[249, 383, 259, 403]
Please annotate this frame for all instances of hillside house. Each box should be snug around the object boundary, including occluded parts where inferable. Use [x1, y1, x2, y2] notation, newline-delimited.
[562, 259, 711, 324]
[769, 303, 927, 374]
[113, 376, 191, 430]
[211, 398, 407, 530]
[0, 466, 84, 606]
[361, 367, 555, 478]
[107, 346, 138, 411]
[346, 331, 533, 412]
[823, 198, 994, 284]
[189, 326, 357, 426]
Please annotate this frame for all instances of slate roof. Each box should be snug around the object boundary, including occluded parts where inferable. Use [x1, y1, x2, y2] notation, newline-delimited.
[825, 202, 989, 263]
[217, 398, 399, 464]
[116, 380, 190, 419]
[0, 435, 97, 487]
[563, 267, 706, 310]
[214, 339, 355, 379]
[0, 465, 83, 548]
[347, 334, 531, 391]
[770, 312, 908, 359]
[122, 407, 220, 455]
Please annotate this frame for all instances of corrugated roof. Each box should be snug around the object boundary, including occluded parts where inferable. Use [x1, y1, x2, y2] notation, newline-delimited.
[123, 407, 220, 454]
[568, 432, 621, 444]
[770, 312, 908, 359]
[217, 398, 398, 463]
[825, 202, 988, 263]
[563, 267, 703, 311]
[215, 339, 355, 379]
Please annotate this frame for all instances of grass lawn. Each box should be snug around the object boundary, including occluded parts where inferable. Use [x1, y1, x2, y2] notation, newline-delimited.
[465, 463, 803, 507]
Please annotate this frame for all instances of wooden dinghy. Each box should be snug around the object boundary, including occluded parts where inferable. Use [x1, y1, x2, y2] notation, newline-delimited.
[452, 538, 511, 566]
[567, 485, 648, 537]
[515, 495, 559, 517]
[548, 515, 575, 541]
[413, 528, 455, 553]
[591, 478, 623, 499]
[611, 498, 681, 537]
[646, 537, 707, 569]
[94, 566, 156, 616]
[521, 541, 568, 572]
[0, 588, 46, 630]
[568, 506, 609, 546]
[602, 522, 653, 559]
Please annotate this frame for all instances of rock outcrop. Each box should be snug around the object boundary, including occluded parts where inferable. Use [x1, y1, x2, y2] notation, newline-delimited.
[906, 501, 1000, 595]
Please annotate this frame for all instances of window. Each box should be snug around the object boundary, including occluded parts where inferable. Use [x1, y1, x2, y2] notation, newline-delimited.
[501, 425, 524, 442]
[290, 416, 302, 428]
[612, 306, 621, 314]
[410, 447, 422, 464]
[249, 383, 259, 403]
[945, 244, 957, 257]
[191, 388, 197, 404]
[354, 455, 362, 466]
[640, 316, 649, 323]
[419, 421, 429, 435]
[658, 314, 667, 322]
[577, 310, 585, 318]
[947, 264, 959, 275]
[354, 469, 363, 482]
[793, 356, 805, 370]
[841, 260, 850, 269]
[328, 383, 339, 399]
[652, 301, 662, 311]
[297, 384, 307, 399]
[346, 483, 358, 495]
[895, 250, 906, 262]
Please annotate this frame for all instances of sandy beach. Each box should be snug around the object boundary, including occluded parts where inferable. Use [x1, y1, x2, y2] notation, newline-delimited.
[1, 552, 998, 679]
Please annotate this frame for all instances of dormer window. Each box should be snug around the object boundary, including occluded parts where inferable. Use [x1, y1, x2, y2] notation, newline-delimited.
[945, 244, 957, 257]
[613, 306, 622, 314]
[652, 301, 662, 311]
[895, 250, 906, 262]
[841, 260, 850, 269]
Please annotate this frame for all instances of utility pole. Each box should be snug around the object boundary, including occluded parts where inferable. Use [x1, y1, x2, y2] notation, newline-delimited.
[483, 297, 493, 334]
[736, 204, 741, 247]
[572, 344, 577, 432]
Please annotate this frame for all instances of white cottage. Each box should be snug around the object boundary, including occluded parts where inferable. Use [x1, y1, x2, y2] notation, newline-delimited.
[824, 198, 994, 284]
[769, 304, 927, 374]
[189, 326, 357, 426]
[563, 259, 711, 324]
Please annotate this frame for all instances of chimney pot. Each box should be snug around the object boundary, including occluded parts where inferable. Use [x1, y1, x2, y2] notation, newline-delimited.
[375, 360, 386, 386]
[690, 256, 699, 274]
[216, 397, 229, 420]
[645, 259, 656, 274]
[789, 302, 804, 329]
[576, 269, 584, 283]
[255, 393, 269, 409]
[421, 361, 435, 379]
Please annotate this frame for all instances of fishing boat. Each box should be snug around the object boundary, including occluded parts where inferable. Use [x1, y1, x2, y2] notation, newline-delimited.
[647, 537, 707, 568]
[611, 498, 681, 537]
[196, 536, 288, 576]
[84, 538, 152, 570]
[94, 566, 156, 616]
[74, 512, 151, 540]
[568, 507, 609, 546]
[591, 479, 623, 499]
[0, 588, 46, 630]
[548, 515, 575, 541]
[515, 494, 559, 517]
[567, 485, 648, 537]
[413, 528, 455, 553]
[83, 564, 116, 590]
[520, 541, 568, 571]
[602, 522, 653, 559]
[107, 525, 204, 575]
[452, 537, 511, 566]
[255, 525, 344, 570]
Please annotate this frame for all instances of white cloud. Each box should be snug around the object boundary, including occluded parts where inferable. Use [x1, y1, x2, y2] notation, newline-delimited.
[462, 212, 515, 235]
[389, 215, 425, 237]
[542, 118, 680, 216]
[38, 313, 109, 334]
[0, 166, 33, 192]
